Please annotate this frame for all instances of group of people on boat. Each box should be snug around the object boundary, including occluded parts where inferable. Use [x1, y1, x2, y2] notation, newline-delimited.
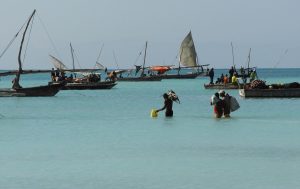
[51, 68, 101, 83]
[208, 66, 258, 85]
[51, 68, 73, 82]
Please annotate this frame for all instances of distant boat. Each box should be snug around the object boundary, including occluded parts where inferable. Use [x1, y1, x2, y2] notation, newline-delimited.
[49, 45, 117, 90]
[150, 31, 208, 79]
[0, 10, 64, 97]
[116, 41, 162, 82]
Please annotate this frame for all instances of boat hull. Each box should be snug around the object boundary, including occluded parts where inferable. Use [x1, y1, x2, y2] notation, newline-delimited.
[62, 81, 117, 90]
[239, 88, 300, 98]
[0, 83, 63, 97]
[117, 77, 162, 82]
[204, 83, 239, 90]
[156, 72, 203, 79]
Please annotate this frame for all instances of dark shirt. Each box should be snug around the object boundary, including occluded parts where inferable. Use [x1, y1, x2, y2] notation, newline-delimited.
[161, 98, 173, 117]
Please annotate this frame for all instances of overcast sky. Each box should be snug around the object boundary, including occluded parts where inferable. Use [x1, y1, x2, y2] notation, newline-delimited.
[0, 0, 300, 69]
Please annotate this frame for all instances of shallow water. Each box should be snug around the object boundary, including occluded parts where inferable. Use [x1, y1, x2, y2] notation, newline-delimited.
[0, 69, 300, 189]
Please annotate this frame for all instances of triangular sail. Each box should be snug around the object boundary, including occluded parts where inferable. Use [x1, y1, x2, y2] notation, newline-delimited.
[49, 55, 68, 70]
[95, 62, 106, 70]
[179, 31, 197, 67]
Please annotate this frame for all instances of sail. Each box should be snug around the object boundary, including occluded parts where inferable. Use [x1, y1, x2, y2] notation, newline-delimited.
[179, 32, 197, 67]
[95, 62, 106, 70]
[49, 55, 68, 70]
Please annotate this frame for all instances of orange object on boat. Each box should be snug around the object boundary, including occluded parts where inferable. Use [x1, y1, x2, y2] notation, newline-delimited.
[150, 66, 171, 74]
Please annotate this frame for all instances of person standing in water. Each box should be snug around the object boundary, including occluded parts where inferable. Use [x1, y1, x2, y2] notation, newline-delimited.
[210, 92, 223, 118]
[156, 93, 173, 117]
[219, 90, 231, 118]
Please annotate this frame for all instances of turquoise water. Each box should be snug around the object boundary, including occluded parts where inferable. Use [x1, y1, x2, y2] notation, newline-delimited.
[0, 69, 300, 189]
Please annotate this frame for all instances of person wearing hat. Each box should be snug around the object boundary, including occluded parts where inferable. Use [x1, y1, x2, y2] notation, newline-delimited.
[156, 93, 173, 117]
[219, 90, 231, 118]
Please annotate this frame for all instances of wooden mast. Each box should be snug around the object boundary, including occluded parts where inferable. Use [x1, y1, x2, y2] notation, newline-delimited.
[247, 48, 251, 76]
[141, 41, 147, 77]
[70, 43, 77, 78]
[13, 9, 36, 89]
[231, 42, 235, 68]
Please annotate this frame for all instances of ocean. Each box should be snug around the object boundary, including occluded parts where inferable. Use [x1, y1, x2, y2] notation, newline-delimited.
[0, 68, 300, 189]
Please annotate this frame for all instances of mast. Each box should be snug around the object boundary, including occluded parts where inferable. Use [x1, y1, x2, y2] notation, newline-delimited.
[141, 41, 147, 77]
[231, 42, 235, 68]
[70, 43, 76, 78]
[178, 48, 183, 75]
[70, 43, 75, 71]
[13, 9, 36, 89]
[247, 48, 251, 75]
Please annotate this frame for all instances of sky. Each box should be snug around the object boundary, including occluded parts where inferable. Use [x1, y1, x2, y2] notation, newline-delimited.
[0, 0, 300, 69]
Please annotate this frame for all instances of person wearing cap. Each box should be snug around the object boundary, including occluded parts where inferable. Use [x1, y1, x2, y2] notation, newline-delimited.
[156, 93, 173, 117]
[219, 90, 231, 118]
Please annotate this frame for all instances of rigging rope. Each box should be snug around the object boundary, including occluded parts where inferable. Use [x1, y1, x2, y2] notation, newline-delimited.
[37, 13, 61, 60]
[73, 48, 82, 69]
[22, 15, 35, 66]
[0, 21, 27, 59]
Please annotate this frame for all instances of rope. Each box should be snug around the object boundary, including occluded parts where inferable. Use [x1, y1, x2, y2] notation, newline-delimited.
[22, 15, 35, 66]
[0, 21, 27, 59]
[36, 13, 61, 59]
[73, 48, 82, 69]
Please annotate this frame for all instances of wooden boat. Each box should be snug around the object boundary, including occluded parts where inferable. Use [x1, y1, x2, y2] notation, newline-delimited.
[239, 88, 300, 98]
[0, 10, 64, 97]
[117, 76, 162, 82]
[115, 41, 162, 82]
[204, 83, 240, 89]
[239, 81, 300, 98]
[49, 45, 116, 90]
[0, 84, 63, 97]
[148, 32, 208, 80]
[50, 80, 116, 90]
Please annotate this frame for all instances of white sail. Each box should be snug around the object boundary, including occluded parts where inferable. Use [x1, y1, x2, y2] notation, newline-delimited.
[95, 62, 106, 70]
[179, 31, 197, 67]
[49, 55, 69, 70]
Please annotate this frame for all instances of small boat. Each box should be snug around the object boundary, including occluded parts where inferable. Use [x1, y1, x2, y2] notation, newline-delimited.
[0, 10, 64, 97]
[116, 41, 162, 82]
[148, 32, 208, 80]
[239, 81, 300, 98]
[58, 80, 116, 90]
[204, 83, 240, 89]
[239, 88, 300, 98]
[49, 45, 117, 90]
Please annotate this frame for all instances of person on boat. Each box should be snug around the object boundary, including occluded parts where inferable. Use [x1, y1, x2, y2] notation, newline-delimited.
[250, 69, 258, 82]
[108, 71, 117, 81]
[223, 74, 229, 84]
[228, 66, 235, 83]
[156, 93, 174, 117]
[231, 73, 238, 85]
[51, 68, 56, 81]
[219, 90, 231, 118]
[220, 74, 224, 83]
[208, 68, 214, 84]
[55, 69, 60, 81]
[67, 74, 74, 82]
[210, 92, 223, 118]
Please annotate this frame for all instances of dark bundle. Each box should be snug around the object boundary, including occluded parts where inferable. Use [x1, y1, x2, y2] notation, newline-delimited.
[250, 80, 268, 89]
